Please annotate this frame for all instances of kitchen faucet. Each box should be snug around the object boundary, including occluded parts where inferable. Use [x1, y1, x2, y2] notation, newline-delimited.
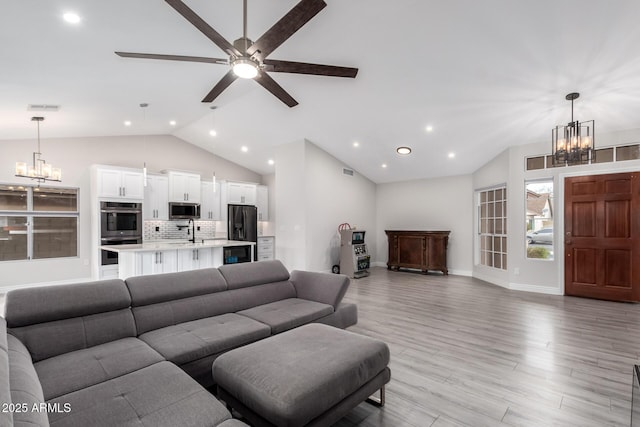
[188, 218, 195, 243]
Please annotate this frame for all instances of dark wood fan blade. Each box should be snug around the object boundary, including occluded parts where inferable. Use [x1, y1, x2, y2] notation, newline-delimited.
[165, 0, 241, 57]
[247, 0, 326, 60]
[115, 52, 228, 65]
[202, 70, 238, 103]
[263, 59, 358, 78]
[254, 72, 298, 107]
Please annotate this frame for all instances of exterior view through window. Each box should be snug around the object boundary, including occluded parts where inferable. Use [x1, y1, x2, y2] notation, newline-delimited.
[526, 180, 554, 260]
[0, 184, 78, 261]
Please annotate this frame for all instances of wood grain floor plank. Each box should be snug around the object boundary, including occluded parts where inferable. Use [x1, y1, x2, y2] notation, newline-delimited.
[339, 267, 639, 426]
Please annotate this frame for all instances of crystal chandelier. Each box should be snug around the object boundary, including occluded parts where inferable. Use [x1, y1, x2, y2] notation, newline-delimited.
[15, 117, 62, 182]
[552, 92, 594, 166]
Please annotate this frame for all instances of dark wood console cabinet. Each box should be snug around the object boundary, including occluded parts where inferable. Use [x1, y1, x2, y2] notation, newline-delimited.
[385, 230, 450, 275]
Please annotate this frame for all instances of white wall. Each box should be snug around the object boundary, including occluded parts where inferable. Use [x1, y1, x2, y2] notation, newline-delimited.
[275, 141, 307, 271]
[375, 175, 474, 275]
[0, 134, 260, 288]
[260, 173, 276, 237]
[304, 142, 376, 272]
[275, 140, 376, 273]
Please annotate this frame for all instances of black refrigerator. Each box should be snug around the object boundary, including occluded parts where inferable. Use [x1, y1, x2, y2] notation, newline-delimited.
[227, 204, 258, 261]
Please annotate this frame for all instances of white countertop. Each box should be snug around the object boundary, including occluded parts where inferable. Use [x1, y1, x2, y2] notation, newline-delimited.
[101, 240, 255, 253]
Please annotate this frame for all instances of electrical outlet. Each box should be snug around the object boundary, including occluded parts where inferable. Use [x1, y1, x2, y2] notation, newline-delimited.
[155, 226, 160, 232]
[197, 226, 201, 231]
[514, 267, 520, 275]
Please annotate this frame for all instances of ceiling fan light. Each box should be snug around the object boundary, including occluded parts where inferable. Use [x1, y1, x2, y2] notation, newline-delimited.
[232, 58, 258, 79]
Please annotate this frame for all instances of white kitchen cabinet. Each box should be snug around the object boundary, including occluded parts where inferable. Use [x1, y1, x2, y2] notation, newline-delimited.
[143, 175, 169, 220]
[201, 181, 221, 220]
[256, 185, 269, 221]
[167, 171, 201, 203]
[139, 250, 177, 275]
[96, 167, 144, 200]
[257, 236, 275, 261]
[227, 182, 256, 205]
[177, 247, 214, 271]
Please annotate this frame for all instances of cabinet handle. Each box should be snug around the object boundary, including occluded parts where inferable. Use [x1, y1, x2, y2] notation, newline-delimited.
[196, 249, 199, 260]
[154, 252, 158, 264]
[160, 252, 163, 264]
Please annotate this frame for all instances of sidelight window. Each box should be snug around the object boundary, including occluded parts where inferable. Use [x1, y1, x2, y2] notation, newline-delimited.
[477, 186, 507, 270]
[525, 180, 554, 260]
[0, 185, 78, 261]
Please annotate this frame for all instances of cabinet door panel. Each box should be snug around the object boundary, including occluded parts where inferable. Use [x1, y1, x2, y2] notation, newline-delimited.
[98, 169, 122, 198]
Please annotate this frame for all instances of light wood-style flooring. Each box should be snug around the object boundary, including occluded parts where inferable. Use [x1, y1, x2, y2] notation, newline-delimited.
[335, 267, 640, 427]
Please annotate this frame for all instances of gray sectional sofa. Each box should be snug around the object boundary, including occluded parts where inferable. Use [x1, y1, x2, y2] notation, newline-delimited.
[0, 260, 357, 427]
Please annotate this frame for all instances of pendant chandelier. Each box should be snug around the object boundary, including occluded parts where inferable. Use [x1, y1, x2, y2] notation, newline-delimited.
[552, 92, 594, 166]
[15, 117, 62, 182]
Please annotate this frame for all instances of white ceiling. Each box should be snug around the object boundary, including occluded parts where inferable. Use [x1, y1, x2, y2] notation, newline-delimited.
[3, 1, 640, 183]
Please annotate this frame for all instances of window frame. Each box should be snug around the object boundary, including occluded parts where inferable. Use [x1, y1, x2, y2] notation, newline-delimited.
[0, 183, 80, 262]
[476, 184, 507, 271]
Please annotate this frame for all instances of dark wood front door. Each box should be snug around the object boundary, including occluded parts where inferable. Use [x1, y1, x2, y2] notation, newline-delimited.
[564, 172, 640, 301]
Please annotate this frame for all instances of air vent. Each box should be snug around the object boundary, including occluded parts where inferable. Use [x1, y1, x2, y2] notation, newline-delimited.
[28, 104, 61, 112]
[342, 168, 354, 176]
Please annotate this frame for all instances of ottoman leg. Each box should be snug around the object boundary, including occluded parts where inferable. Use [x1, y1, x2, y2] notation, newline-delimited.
[366, 385, 385, 407]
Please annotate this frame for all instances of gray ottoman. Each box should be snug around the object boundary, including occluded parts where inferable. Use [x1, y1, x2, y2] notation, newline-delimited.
[212, 323, 390, 427]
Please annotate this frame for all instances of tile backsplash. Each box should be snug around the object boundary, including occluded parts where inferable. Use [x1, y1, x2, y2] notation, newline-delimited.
[144, 220, 218, 241]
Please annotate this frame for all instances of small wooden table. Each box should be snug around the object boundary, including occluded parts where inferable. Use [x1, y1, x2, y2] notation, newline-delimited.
[385, 230, 450, 275]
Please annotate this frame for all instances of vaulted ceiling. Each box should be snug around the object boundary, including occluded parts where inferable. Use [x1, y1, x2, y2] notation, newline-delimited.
[3, 0, 640, 183]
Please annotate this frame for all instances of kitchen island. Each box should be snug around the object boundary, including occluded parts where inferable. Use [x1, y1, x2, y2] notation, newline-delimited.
[101, 240, 255, 279]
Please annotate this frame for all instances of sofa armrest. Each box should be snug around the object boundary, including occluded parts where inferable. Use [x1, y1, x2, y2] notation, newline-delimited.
[290, 271, 350, 309]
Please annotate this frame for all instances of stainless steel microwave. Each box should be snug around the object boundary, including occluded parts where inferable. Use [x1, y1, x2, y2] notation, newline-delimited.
[169, 202, 201, 220]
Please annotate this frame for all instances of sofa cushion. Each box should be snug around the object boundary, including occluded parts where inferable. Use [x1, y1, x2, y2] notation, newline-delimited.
[0, 318, 13, 427]
[139, 313, 270, 366]
[218, 260, 290, 290]
[5, 280, 130, 328]
[132, 281, 296, 334]
[125, 268, 227, 306]
[237, 298, 334, 334]
[47, 361, 232, 427]
[290, 270, 350, 309]
[35, 337, 164, 400]
[9, 309, 137, 362]
[7, 334, 49, 427]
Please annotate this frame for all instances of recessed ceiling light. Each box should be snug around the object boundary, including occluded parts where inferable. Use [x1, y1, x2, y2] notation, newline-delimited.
[381, 164, 388, 168]
[426, 125, 434, 132]
[396, 146, 412, 155]
[268, 159, 275, 165]
[353, 141, 359, 147]
[63, 12, 81, 24]
[169, 120, 177, 126]
[209, 129, 217, 137]
[124, 120, 132, 126]
[448, 152, 456, 159]
[241, 146, 248, 152]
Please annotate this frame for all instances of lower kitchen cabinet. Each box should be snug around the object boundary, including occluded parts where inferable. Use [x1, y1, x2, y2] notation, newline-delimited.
[257, 236, 275, 261]
[177, 247, 214, 271]
[119, 250, 178, 278]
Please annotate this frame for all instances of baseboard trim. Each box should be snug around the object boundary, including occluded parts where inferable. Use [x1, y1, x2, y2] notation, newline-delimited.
[449, 269, 472, 277]
[473, 270, 509, 289]
[509, 282, 563, 295]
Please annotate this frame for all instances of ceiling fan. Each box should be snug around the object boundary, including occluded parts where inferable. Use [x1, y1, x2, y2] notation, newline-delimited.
[115, 0, 358, 107]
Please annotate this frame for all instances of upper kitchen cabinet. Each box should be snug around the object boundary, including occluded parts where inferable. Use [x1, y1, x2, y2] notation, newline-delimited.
[226, 182, 256, 205]
[95, 166, 144, 200]
[256, 185, 269, 221]
[201, 181, 221, 220]
[167, 171, 201, 203]
[144, 175, 169, 220]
